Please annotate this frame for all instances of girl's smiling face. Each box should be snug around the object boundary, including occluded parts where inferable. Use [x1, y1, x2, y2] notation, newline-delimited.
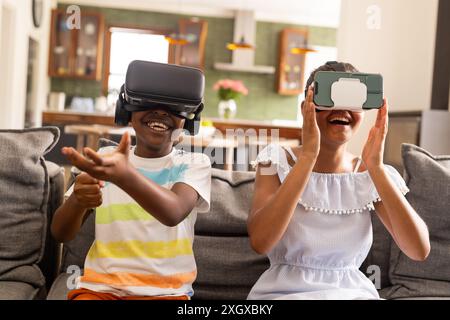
[314, 108, 364, 146]
[302, 61, 363, 147]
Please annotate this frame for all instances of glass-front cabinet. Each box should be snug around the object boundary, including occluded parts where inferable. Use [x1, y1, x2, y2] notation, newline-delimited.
[48, 9, 104, 80]
[170, 18, 208, 70]
[277, 28, 310, 95]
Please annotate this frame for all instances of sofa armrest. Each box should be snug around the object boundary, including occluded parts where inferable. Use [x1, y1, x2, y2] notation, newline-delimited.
[38, 161, 65, 293]
[46, 161, 63, 179]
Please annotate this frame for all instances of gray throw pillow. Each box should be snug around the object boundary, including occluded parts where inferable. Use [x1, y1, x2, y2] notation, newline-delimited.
[195, 168, 256, 236]
[382, 143, 450, 299]
[0, 127, 60, 288]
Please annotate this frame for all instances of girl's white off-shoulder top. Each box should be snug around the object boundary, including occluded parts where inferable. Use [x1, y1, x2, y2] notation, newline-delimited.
[247, 144, 409, 300]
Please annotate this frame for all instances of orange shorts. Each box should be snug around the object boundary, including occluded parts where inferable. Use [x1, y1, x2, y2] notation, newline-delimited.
[68, 288, 190, 300]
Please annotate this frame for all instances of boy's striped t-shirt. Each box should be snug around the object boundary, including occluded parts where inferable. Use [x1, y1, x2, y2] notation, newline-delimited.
[67, 146, 211, 297]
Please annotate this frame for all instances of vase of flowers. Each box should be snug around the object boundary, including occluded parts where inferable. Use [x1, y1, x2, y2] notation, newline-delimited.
[213, 79, 248, 119]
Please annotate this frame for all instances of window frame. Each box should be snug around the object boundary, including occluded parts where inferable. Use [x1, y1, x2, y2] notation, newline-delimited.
[102, 24, 175, 96]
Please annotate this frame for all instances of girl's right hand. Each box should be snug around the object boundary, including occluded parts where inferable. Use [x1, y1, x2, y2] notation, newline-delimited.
[300, 86, 320, 160]
[73, 172, 104, 209]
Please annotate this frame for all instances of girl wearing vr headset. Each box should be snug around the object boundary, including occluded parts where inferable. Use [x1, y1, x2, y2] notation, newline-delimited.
[247, 62, 430, 300]
[51, 62, 211, 300]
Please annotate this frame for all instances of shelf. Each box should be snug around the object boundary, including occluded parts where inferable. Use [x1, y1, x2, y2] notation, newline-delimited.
[214, 62, 275, 74]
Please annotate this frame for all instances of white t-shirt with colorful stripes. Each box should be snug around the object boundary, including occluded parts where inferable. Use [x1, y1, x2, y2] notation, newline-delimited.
[67, 146, 211, 297]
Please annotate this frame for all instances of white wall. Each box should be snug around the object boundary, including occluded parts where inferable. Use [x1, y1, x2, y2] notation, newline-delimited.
[0, 0, 55, 129]
[337, 0, 439, 154]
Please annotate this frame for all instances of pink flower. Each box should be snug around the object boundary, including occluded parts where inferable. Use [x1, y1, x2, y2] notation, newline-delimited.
[221, 80, 233, 89]
[213, 79, 229, 90]
[231, 81, 248, 95]
[213, 79, 248, 96]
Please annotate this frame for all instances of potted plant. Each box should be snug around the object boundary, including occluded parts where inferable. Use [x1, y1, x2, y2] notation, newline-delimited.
[213, 79, 248, 119]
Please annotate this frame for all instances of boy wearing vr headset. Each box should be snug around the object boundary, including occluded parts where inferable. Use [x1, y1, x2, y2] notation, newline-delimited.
[51, 61, 211, 300]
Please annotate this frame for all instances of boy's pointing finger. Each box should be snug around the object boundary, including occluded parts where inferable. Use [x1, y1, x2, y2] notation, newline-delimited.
[62, 147, 95, 172]
[84, 147, 104, 166]
[117, 132, 131, 156]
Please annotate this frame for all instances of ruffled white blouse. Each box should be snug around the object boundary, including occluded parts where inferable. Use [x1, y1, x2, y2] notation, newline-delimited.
[247, 144, 409, 300]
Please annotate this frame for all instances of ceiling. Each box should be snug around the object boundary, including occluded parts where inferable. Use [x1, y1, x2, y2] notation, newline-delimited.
[58, 0, 342, 28]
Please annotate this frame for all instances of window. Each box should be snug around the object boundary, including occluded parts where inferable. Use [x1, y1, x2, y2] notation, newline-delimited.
[105, 27, 169, 97]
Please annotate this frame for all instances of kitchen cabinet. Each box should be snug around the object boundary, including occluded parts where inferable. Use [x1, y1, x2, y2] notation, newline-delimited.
[48, 9, 104, 80]
[277, 28, 311, 95]
[171, 18, 208, 70]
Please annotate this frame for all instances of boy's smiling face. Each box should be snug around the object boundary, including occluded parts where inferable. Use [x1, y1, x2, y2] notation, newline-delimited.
[131, 108, 185, 157]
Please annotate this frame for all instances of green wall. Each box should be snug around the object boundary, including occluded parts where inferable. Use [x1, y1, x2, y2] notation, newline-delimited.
[51, 5, 336, 121]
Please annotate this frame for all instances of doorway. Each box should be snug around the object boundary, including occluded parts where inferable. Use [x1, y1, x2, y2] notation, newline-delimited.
[25, 38, 39, 128]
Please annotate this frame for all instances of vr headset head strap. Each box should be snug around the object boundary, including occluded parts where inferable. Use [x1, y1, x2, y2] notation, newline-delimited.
[114, 85, 132, 126]
[183, 102, 203, 135]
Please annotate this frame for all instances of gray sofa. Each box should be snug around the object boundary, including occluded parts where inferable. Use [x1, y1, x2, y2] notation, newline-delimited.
[1, 128, 447, 299]
[47, 144, 450, 300]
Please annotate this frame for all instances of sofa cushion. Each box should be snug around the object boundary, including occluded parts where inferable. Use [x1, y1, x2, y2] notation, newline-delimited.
[382, 144, 450, 299]
[195, 168, 256, 236]
[46, 273, 71, 300]
[360, 213, 392, 290]
[390, 296, 450, 300]
[0, 281, 41, 300]
[60, 212, 95, 272]
[193, 235, 269, 299]
[39, 161, 65, 291]
[0, 127, 60, 290]
[192, 169, 269, 299]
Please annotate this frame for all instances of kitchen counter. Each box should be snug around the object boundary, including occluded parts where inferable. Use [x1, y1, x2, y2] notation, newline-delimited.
[42, 110, 302, 142]
[42, 110, 116, 126]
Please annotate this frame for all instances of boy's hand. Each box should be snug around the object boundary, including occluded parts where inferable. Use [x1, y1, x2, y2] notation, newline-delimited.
[300, 85, 320, 160]
[73, 173, 104, 209]
[362, 99, 388, 170]
[62, 132, 133, 185]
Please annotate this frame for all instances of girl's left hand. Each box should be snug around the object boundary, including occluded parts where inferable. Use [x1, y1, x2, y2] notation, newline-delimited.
[362, 99, 388, 170]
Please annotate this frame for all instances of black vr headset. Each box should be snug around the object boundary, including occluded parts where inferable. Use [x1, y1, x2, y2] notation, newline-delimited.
[115, 60, 205, 135]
